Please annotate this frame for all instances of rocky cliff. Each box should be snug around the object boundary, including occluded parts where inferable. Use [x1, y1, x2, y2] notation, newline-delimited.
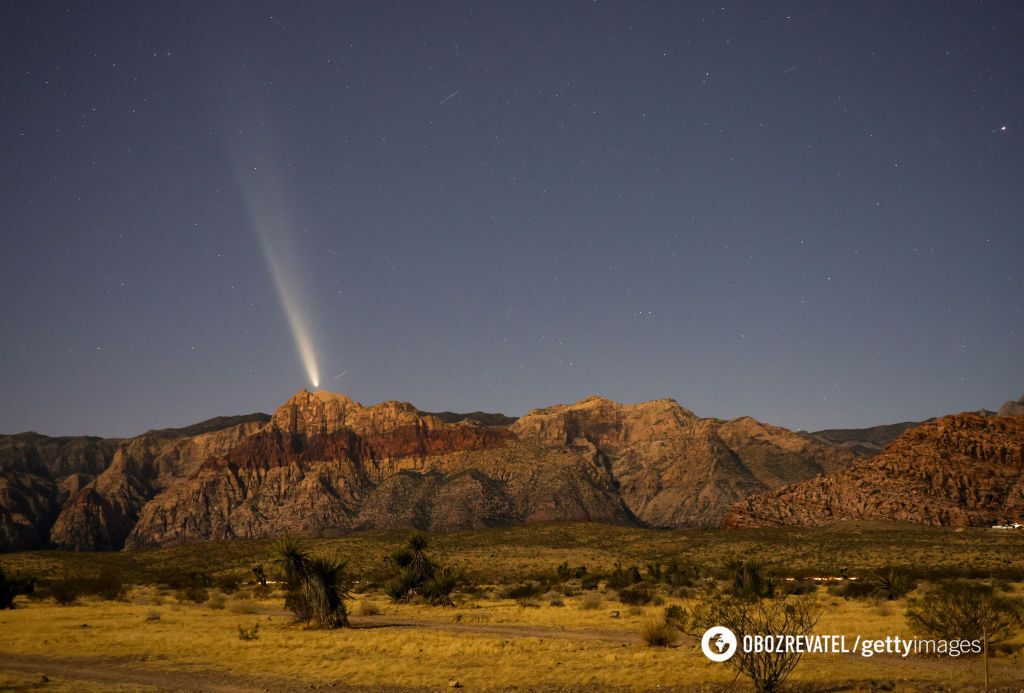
[726, 412, 1024, 528]
[10, 389, 1018, 550]
[509, 397, 855, 528]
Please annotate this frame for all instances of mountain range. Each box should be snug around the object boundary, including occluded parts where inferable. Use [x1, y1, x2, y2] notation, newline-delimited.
[2, 391, 1022, 551]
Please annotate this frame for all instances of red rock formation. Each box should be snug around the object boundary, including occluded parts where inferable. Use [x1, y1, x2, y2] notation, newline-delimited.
[726, 413, 1024, 528]
[509, 397, 855, 527]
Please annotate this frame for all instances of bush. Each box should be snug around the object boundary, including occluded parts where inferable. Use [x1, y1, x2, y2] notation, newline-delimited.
[384, 532, 460, 606]
[578, 592, 602, 610]
[828, 580, 877, 601]
[176, 585, 210, 604]
[606, 564, 643, 590]
[237, 623, 260, 641]
[0, 568, 35, 609]
[155, 568, 211, 591]
[87, 569, 127, 601]
[580, 574, 601, 590]
[213, 574, 241, 594]
[617, 587, 652, 606]
[727, 560, 775, 601]
[49, 578, 79, 606]
[422, 566, 461, 607]
[270, 536, 350, 628]
[780, 579, 817, 596]
[640, 619, 677, 647]
[207, 593, 226, 610]
[871, 569, 916, 600]
[145, 610, 161, 622]
[682, 594, 822, 693]
[500, 582, 544, 600]
[905, 580, 1024, 648]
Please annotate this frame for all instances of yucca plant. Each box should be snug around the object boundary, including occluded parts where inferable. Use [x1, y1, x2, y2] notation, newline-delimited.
[384, 531, 459, 606]
[423, 566, 461, 607]
[269, 535, 350, 628]
[871, 568, 915, 600]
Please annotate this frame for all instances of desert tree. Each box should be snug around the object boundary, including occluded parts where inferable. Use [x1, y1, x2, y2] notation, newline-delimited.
[905, 580, 1024, 649]
[668, 594, 823, 693]
[269, 536, 350, 628]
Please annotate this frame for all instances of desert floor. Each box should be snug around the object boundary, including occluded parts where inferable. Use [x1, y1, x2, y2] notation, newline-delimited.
[1, 523, 1022, 691]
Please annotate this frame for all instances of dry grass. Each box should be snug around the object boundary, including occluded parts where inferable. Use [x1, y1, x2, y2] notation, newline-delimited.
[0, 586, 1020, 690]
[0, 524, 1022, 690]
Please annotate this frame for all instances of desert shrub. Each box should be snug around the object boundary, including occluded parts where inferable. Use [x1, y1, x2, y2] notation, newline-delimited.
[645, 562, 663, 582]
[237, 623, 260, 641]
[617, 587, 652, 606]
[780, 579, 817, 596]
[500, 582, 544, 600]
[207, 593, 226, 610]
[84, 569, 126, 601]
[145, 610, 161, 622]
[580, 574, 601, 590]
[640, 618, 677, 647]
[212, 574, 241, 594]
[516, 598, 541, 608]
[871, 568, 916, 600]
[578, 592, 602, 610]
[662, 559, 699, 588]
[155, 568, 211, 591]
[828, 580, 876, 601]
[422, 565, 461, 607]
[606, 564, 643, 590]
[554, 561, 587, 581]
[727, 560, 775, 601]
[176, 585, 209, 604]
[0, 568, 35, 609]
[905, 580, 1024, 649]
[678, 594, 822, 693]
[627, 605, 646, 616]
[545, 591, 565, 607]
[270, 536, 350, 628]
[384, 532, 460, 606]
[49, 578, 79, 606]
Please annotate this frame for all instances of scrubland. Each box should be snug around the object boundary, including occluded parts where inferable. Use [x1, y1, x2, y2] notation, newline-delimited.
[1, 523, 1022, 691]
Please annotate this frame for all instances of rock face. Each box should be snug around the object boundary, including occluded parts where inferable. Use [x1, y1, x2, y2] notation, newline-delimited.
[808, 421, 925, 457]
[726, 413, 1024, 528]
[998, 395, 1024, 418]
[21, 388, 1018, 550]
[0, 434, 120, 551]
[509, 397, 855, 528]
[125, 391, 631, 547]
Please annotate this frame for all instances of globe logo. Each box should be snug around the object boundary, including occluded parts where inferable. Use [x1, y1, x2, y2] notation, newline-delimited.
[701, 626, 738, 662]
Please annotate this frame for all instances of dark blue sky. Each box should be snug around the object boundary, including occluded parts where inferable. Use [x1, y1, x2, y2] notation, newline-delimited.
[1, 1, 1021, 437]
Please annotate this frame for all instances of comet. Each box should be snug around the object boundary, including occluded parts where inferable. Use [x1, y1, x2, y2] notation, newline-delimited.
[235, 152, 322, 388]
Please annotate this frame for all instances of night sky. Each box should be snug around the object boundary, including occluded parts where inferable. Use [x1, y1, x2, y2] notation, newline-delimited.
[2, 2, 1022, 437]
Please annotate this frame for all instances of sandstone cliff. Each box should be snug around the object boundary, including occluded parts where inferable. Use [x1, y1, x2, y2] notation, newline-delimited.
[13, 389, 1016, 550]
[125, 391, 631, 547]
[726, 412, 1024, 527]
[509, 397, 856, 528]
[0, 433, 119, 550]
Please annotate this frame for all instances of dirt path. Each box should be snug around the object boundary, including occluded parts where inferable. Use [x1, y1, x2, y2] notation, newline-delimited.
[352, 615, 639, 645]
[0, 652, 310, 692]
